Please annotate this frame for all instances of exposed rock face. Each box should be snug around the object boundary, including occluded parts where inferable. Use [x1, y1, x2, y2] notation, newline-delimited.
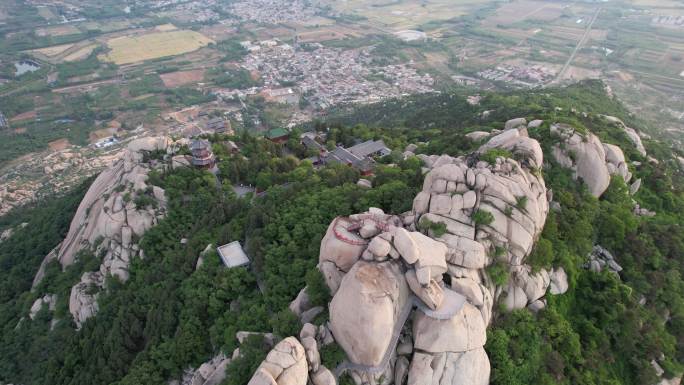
[33, 136, 179, 328]
[634, 203, 656, 217]
[550, 123, 633, 197]
[586, 245, 622, 274]
[357, 179, 373, 189]
[0, 227, 14, 243]
[237, 331, 276, 346]
[329, 260, 410, 367]
[332, 124, 550, 381]
[603, 143, 632, 183]
[408, 348, 490, 385]
[69, 272, 103, 328]
[528, 119, 543, 128]
[549, 267, 569, 295]
[630, 178, 641, 195]
[310, 366, 336, 385]
[249, 118, 568, 385]
[465, 131, 491, 141]
[504, 117, 527, 130]
[658, 376, 682, 385]
[29, 294, 57, 320]
[601, 115, 647, 157]
[248, 337, 308, 385]
[178, 353, 232, 385]
[412, 302, 486, 353]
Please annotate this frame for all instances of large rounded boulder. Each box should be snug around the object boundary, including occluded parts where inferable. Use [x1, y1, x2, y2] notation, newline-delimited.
[329, 260, 410, 366]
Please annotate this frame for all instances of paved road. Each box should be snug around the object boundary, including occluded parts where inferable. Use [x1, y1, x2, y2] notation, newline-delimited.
[552, 7, 602, 84]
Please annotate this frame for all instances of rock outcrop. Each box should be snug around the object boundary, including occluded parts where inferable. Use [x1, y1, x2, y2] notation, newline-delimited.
[29, 294, 57, 320]
[408, 348, 490, 385]
[33, 136, 180, 328]
[248, 337, 308, 385]
[585, 245, 622, 274]
[0, 227, 15, 243]
[329, 260, 410, 367]
[69, 272, 103, 327]
[249, 119, 570, 385]
[550, 123, 632, 197]
[175, 353, 232, 385]
[601, 115, 647, 156]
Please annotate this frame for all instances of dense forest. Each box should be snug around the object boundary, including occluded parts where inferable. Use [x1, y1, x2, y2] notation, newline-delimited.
[0, 80, 683, 385]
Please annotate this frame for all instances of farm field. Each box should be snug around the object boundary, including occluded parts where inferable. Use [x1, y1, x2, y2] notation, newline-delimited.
[155, 23, 178, 32]
[288, 16, 337, 28]
[296, 25, 364, 43]
[325, 0, 489, 30]
[28, 40, 100, 64]
[81, 20, 134, 32]
[63, 44, 98, 62]
[100, 30, 215, 65]
[160, 70, 206, 88]
[630, 0, 684, 7]
[32, 44, 74, 58]
[36, 6, 57, 20]
[482, 0, 565, 26]
[35, 25, 81, 37]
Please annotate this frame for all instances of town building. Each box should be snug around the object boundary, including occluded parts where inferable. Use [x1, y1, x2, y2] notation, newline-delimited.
[266, 127, 289, 143]
[347, 139, 392, 159]
[190, 139, 216, 169]
[217, 241, 250, 268]
[93, 137, 118, 149]
[262, 87, 299, 105]
[205, 117, 231, 133]
[301, 135, 327, 158]
[303, 138, 391, 175]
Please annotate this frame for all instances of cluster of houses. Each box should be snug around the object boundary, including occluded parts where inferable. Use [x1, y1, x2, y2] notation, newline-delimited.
[186, 126, 392, 273]
[301, 133, 391, 176]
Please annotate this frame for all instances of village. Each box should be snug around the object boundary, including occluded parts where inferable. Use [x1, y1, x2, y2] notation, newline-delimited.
[229, 0, 320, 24]
[229, 39, 435, 109]
[476, 64, 557, 89]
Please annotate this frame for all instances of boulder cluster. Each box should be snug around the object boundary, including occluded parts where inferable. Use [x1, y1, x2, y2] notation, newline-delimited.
[28, 294, 56, 320]
[31, 136, 183, 328]
[173, 352, 235, 385]
[585, 245, 623, 274]
[600, 115, 647, 157]
[248, 119, 570, 385]
[550, 123, 633, 197]
[0, 222, 26, 244]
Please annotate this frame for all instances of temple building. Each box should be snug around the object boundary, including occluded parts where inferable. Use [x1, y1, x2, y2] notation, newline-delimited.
[266, 127, 289, 144]
[303, 137, 391, 176]
[190, 139, 216, 169]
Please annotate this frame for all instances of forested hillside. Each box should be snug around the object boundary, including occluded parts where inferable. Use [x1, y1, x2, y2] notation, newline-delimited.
[1, 81, 683, 385]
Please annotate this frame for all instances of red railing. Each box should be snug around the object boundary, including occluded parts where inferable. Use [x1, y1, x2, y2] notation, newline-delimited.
[331, 215, 393, 245]
[333, 217, 368, 245]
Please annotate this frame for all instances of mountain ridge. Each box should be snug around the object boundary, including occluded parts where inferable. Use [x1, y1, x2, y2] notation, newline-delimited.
[0, 82, 683, 385]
